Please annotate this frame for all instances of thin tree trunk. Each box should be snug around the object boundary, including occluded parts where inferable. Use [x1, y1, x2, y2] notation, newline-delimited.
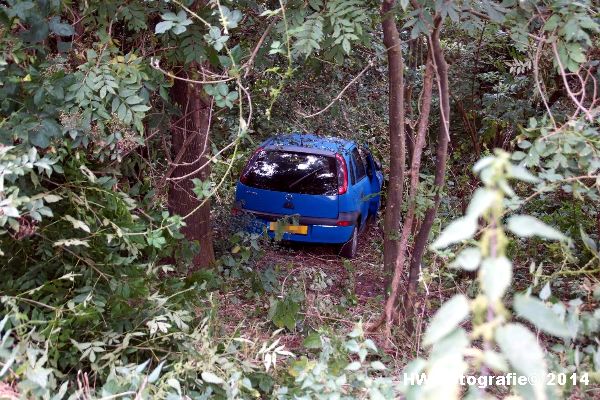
[388, 54, 434, 328]
[453, 95, 480, 158]
[168, 74, 215, 269]
[379, 0, 407, 338]
[403, 19, 451, 330]
[405, 38, 419, 164]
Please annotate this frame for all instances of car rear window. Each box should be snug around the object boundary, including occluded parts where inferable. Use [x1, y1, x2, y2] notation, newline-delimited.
[242, 150, 338, 195]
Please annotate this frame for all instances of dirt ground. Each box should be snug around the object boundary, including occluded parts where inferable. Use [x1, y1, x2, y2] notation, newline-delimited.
[214, 219, 446, 367]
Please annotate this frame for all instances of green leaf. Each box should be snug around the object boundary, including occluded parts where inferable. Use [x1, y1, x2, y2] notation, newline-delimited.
[466, 188, 497, 219]
[482, 1, 505, 23]
[423, 295, 470, 346]
[6, 1, 34, 19]
[580, 227, 598, 256]
[54, 239, 90, 247]
[480, 257, 512, 302]
[345, 361, 361, 371]
[51, 381, 69, 400]
[342, 38, 351, 54]
[511, 151, 527, 161]
[509, 165, 539, 183]
[148, 361, 165, 383]
[172, 24, 189, 35]
[539, 282, 551, 301]
[125, 95, 144, 104]
[2, 206, 20, 218]
[64, 215, 91, 233]
[21, 18, 49, 43]
[370, 361, 386, 370]
[155, 21, 174, 34]
[208, 26, 221, 40]
[473, 156, 494, 173]
[270, 297, 300, 331]
[29, 131, 50, 148]
[147, 231, 167, 249]
[161, 12, 179, 21]
[25, 367, 52, 388]
[431, 217, 477, 249]
[131, 104, 151, 112]
[303, 332, 321, 349]
[167, 378, 181, 395]
[421, 329, 467, 398]
[49, 17, 75, 36]
[544, 14, 560, 31]
[451, 247, 481, 271]
[136, 359, 151, 373]
[514, 295, 572, 338]
[111, 97, 120, 112]
[429, 328, 468, 362]
[217, 83, 229, 96]
[507, 215, 567, 241]
[369, 388, 386, 400]
[218, 6, 242, 29]
[201, 371, 224, 385]
[496, 323, 547, 400]
[117, 103, 127, 121]
[518, 140, 532, 149]
[483, 350, 508, 372]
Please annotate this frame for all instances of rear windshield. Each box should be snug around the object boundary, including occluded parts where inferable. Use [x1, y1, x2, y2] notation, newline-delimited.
[242, 150, 338, 195]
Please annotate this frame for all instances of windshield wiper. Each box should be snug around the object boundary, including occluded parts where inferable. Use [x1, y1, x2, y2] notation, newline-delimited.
[288, 167, 325, 189]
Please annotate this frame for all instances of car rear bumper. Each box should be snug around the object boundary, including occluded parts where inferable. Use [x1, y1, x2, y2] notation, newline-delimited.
[237, 208, 357, 244]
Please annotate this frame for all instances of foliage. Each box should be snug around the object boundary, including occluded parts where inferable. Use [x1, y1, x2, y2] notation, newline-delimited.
[269, 295, 303, 331]
[0, 0, 599, 398]
[405, 151, 598, 399]
[276, 324, 396, 399]
[514, 117, 600, 201]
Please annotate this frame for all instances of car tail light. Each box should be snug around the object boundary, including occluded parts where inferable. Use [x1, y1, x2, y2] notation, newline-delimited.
[337, 220, 351, 227]
[336, 153, 348, 195]
[240, 146, 263, 184]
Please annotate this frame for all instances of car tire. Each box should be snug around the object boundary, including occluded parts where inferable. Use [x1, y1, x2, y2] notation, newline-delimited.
[340, 226, 358, 259]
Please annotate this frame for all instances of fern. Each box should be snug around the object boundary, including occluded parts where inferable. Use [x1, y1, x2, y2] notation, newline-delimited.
[289, 13, 324, 58]
[326, 0, 367, 54]
[118, 2, 149, 32]
[283, 0, 366, 60]
[179, 26, 208, 64]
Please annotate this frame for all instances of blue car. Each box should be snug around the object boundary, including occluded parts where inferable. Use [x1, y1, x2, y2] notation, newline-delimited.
[234, 134, 384, 258]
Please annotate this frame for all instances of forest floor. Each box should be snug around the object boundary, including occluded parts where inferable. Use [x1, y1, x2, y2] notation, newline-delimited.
[214, 219, 458, 368]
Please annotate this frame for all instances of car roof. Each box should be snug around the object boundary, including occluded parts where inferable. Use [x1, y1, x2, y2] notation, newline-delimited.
[260, 133, 355, 155]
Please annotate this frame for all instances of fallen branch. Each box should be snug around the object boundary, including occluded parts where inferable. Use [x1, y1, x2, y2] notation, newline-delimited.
[298, 60, 375, 118]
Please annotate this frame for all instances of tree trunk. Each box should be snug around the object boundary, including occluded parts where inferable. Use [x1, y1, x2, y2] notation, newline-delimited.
[386, 53, 434, 331]
[379, 0, 407, 338]
[403, 19, 451, 329]
[381, 0, 406, 292]
[168, 74, 215, 269]
[453, 95, 480, 158]
[405, 38, 420, 166]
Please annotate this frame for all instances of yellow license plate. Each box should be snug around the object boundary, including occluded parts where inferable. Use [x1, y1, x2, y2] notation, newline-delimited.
[269, 222, 308, 235]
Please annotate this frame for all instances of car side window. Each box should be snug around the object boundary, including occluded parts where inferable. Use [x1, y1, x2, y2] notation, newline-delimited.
[362, 147, 374, 178]
[349, 155, 356, 185]
[351, 148, 366, 180]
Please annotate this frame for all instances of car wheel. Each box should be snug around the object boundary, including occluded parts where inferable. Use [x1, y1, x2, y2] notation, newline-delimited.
[340, 226, 358, 259]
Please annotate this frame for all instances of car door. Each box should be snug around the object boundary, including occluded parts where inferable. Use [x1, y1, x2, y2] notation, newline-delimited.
[349, 147, 370, 227]
[362, 147, 383, 216]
